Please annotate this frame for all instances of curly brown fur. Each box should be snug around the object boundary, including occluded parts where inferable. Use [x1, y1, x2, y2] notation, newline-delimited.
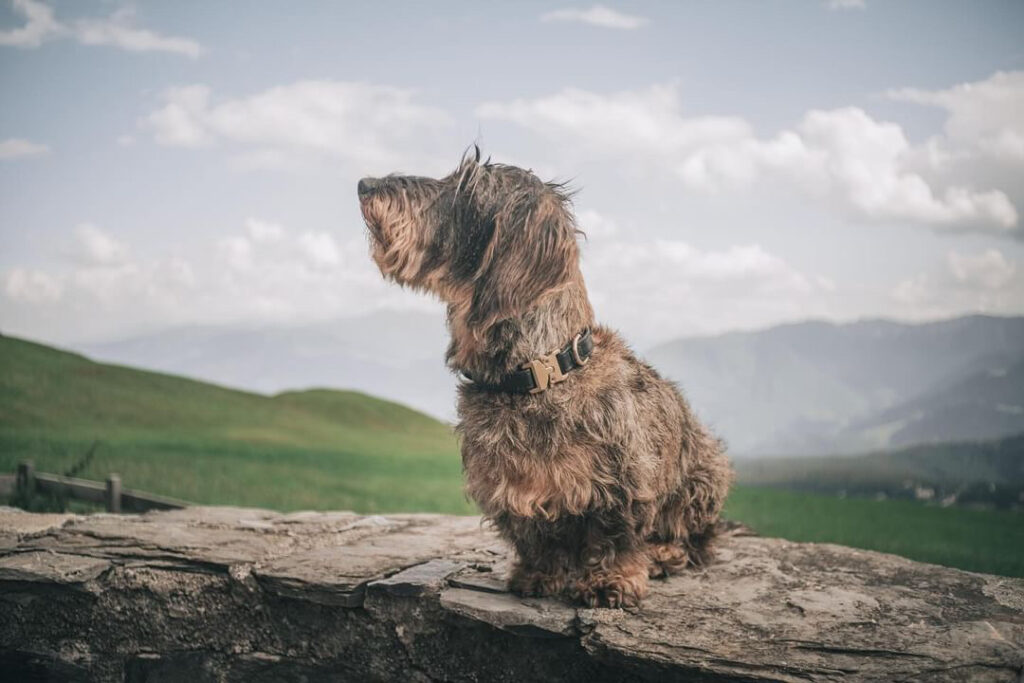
[359, 148, 733, 608]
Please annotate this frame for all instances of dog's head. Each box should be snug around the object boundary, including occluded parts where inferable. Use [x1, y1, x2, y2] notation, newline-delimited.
[358, 148, 581, 329]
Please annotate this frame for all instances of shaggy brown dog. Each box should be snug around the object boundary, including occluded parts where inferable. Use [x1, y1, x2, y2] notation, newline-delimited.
[358, 149, 732, 608]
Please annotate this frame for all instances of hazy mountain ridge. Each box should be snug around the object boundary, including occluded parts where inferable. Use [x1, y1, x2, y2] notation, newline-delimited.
[735, 433, 1024, 509]
[69, 313, 1024, 455]
[837, 356, 1024, 449]
[77, 310, 458, 423]
[646, 315, 1024, 455]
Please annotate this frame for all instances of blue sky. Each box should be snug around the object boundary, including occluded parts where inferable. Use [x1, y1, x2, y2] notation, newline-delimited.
[2, 0, 1023, 346]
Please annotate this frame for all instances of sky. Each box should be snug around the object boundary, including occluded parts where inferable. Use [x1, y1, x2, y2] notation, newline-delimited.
[1, 0, 1023, 348]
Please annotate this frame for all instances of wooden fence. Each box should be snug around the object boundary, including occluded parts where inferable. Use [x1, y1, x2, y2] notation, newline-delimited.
[14, 461, 189, 513]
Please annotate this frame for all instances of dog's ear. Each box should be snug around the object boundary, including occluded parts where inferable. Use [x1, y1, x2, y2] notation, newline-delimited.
[468, 191, 578, 328]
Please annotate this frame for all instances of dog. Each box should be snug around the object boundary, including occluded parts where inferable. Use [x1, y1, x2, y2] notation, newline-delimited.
[358, 149, 733, 608]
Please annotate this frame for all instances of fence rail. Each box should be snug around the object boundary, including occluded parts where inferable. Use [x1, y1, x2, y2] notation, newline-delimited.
[14, 461, 189, 513]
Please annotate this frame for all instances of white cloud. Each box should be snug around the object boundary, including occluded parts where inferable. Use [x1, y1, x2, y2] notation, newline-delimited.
[576, 209, 619, 238]
[74, 223, 131, 266]
[477, 81, 1019, 235]
[825, 0, 866, 10]
[144, 81, 453, 170]
[3, 268, 63, 304]
[297, 232, 341, 268]
[224, 222, 342, 271]
[891, 273, 930, 308]
[892, 249, 1022, 319]
[477, 84, 749, 159]
[218, 235, 253, 271]
[245, 218, 286, 243]
[1, 212, 830, 346]
[0, 219, 431, 342]
[587, 240, 812, 292]
[146, 85, 212, 147]
[887, 70, 1024, 164]
[581, 233, 827, 341]
[74, 7, 201, 58]
[0, 0, 201, 57]
[0, 137, 49, 159]
[681, 107, 1017, 230]
[947, 249, 1017, 290]
[0, 0, 59, 47]
[540, 5, 648, 29]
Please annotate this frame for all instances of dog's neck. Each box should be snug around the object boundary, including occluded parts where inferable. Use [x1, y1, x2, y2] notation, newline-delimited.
[445, 275, 595, 384]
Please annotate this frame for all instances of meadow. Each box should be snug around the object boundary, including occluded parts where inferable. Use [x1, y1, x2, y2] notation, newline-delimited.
[2, 334, 1021, 577]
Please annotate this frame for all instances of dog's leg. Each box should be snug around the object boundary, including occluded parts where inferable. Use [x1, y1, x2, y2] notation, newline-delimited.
[572, 514, 649, 608]
[648, 447, 731, 577]
[647, 525, 716, 578]
[503, 515, 580, 599]
[575, 552, 649, 608]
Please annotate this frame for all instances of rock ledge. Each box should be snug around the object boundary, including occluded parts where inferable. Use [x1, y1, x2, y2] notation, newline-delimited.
[1, 506, 1021, 682]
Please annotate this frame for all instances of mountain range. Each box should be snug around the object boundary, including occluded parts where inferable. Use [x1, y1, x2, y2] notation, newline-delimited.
[70, 313, 1024, 457]
[734, 433, 1024, 509]
[647, 315, 1024, 455]
[77, 310, 458, 424]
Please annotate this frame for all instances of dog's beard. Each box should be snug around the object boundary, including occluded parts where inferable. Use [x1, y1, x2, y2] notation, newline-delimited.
[359, 202, 389, 250]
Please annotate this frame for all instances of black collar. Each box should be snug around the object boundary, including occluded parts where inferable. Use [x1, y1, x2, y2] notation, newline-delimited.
[461, 328, 594, 394]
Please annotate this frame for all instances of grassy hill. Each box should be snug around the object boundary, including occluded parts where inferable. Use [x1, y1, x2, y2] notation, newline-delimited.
[2, 334, 1022, 577]
[0, 334, 471, 513]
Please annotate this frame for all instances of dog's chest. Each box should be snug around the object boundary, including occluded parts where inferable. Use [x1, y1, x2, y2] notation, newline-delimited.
[459, 419, 608, 519]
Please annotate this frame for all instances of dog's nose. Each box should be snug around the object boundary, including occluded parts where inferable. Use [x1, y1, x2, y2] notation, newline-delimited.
[358, 177, 382, 196]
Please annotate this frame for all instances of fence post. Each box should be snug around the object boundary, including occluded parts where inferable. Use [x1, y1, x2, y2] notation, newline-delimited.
[16, 460, 35, 497]
[105, 474, 122, 513]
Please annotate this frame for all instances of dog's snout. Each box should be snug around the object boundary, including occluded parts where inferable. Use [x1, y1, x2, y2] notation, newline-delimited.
[358, 177, 382, 197]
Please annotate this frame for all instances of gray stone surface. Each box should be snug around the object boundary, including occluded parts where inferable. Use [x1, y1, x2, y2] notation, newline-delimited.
[0, 505, 1021, 682]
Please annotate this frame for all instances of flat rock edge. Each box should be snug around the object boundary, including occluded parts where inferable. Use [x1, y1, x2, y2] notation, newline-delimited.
[0, 506, 1021, 683]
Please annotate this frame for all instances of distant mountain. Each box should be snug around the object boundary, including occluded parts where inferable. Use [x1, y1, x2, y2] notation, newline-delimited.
[735, 433, 1024, 509]
[76, 310, 458, 422]
[833, 357, 1024, 451]
[68, 313, 1024, 455]
[646, 315, 1024, 456]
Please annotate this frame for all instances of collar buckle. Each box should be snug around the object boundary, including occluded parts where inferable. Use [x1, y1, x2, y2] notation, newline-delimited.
[523, 352, 567, 394]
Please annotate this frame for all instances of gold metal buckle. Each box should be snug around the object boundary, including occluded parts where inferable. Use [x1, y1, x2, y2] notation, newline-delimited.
[571, 332, 590, 366]
[523, 352, 567, 394]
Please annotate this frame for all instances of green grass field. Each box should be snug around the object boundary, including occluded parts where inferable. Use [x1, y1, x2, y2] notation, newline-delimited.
[2, 334, 1021, 577]
[724, 487, 1024, 578]
[0, 335, 473, 513]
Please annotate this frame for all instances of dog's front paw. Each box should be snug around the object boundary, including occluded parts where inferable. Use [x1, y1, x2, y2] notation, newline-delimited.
[648, 541, 695, 578]
[508, 565, 567, 598]
[573, 570, 648, 608]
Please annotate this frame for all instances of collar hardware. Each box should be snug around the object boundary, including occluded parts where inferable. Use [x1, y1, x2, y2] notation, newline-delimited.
[462, 328, 594, 395]
[523, 353, 568, 394]
[571, 333, 590, 367]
